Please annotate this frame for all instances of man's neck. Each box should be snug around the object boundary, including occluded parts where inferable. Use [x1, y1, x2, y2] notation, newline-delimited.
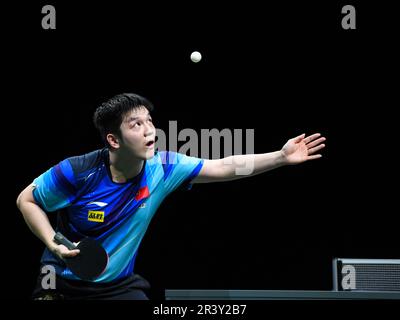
[108, 150, 144, 183]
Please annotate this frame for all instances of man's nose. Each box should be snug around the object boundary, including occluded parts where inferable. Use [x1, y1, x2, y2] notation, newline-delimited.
[144, 123, 154, 136]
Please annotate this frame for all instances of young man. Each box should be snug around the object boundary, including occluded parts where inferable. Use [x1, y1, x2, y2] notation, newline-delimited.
[16, 93, 326, 300]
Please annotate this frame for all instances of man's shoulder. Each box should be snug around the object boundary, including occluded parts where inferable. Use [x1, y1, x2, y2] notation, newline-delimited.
[147, 150, 178, 168]
[64, 148, 106, 175]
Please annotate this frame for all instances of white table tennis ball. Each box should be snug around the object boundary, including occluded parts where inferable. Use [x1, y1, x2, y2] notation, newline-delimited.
[190, 51, 202, 63]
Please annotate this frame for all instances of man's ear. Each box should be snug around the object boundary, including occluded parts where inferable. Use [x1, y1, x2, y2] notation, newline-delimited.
[106, 133, 120, 149]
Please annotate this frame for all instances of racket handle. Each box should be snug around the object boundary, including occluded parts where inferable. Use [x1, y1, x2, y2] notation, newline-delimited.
[54, 232, 77, 250]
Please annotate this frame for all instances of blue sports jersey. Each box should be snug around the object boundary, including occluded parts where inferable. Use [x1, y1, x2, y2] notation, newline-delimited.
[32, 148, 204, 282]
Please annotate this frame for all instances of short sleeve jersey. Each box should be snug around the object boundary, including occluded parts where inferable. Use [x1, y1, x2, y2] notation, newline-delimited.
[32, 149, 204, 282]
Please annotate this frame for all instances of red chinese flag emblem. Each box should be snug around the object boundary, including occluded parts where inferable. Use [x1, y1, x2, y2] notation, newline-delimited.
[135, 186, 150, 201]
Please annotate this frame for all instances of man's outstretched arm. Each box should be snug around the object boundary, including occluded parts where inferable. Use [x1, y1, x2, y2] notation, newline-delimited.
[192, 133, 326, 184]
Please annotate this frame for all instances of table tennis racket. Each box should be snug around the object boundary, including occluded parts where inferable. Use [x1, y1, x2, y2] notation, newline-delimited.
[53, 232, 109, 281]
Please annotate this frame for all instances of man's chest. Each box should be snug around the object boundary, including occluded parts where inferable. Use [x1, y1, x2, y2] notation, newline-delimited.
[66, 183, 147, 230]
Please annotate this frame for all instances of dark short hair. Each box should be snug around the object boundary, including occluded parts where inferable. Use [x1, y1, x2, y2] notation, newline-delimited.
[93, 93, 154, 148]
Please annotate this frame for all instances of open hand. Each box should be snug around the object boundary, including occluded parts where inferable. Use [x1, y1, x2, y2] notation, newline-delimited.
[281, 133, 326, 165]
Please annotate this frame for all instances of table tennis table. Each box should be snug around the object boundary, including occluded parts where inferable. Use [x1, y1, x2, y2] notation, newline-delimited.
[165, 289, 400, 300]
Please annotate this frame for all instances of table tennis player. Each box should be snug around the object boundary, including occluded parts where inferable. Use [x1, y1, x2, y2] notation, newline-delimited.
[16, 93, 326, 300]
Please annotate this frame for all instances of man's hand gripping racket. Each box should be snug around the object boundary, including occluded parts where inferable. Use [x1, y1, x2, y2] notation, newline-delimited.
[53, 232, 109, 281]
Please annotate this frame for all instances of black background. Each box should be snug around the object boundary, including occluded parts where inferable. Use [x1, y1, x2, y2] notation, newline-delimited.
[4, 1, 399, 301]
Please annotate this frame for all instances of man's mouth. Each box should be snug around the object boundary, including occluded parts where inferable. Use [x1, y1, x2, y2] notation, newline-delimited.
[145, 140, 155, 148]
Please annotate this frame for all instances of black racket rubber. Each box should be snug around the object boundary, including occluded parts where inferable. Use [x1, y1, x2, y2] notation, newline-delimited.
[54, 232, 109, 281]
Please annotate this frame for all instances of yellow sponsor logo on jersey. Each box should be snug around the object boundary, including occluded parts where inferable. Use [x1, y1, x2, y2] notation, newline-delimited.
[88, 210, 104, 222]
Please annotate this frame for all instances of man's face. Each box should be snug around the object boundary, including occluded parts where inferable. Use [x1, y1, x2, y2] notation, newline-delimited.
[118, 107, 156, 160]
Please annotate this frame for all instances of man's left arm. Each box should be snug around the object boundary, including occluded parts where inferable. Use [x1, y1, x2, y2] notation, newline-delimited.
[192, 133, 326, 184]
